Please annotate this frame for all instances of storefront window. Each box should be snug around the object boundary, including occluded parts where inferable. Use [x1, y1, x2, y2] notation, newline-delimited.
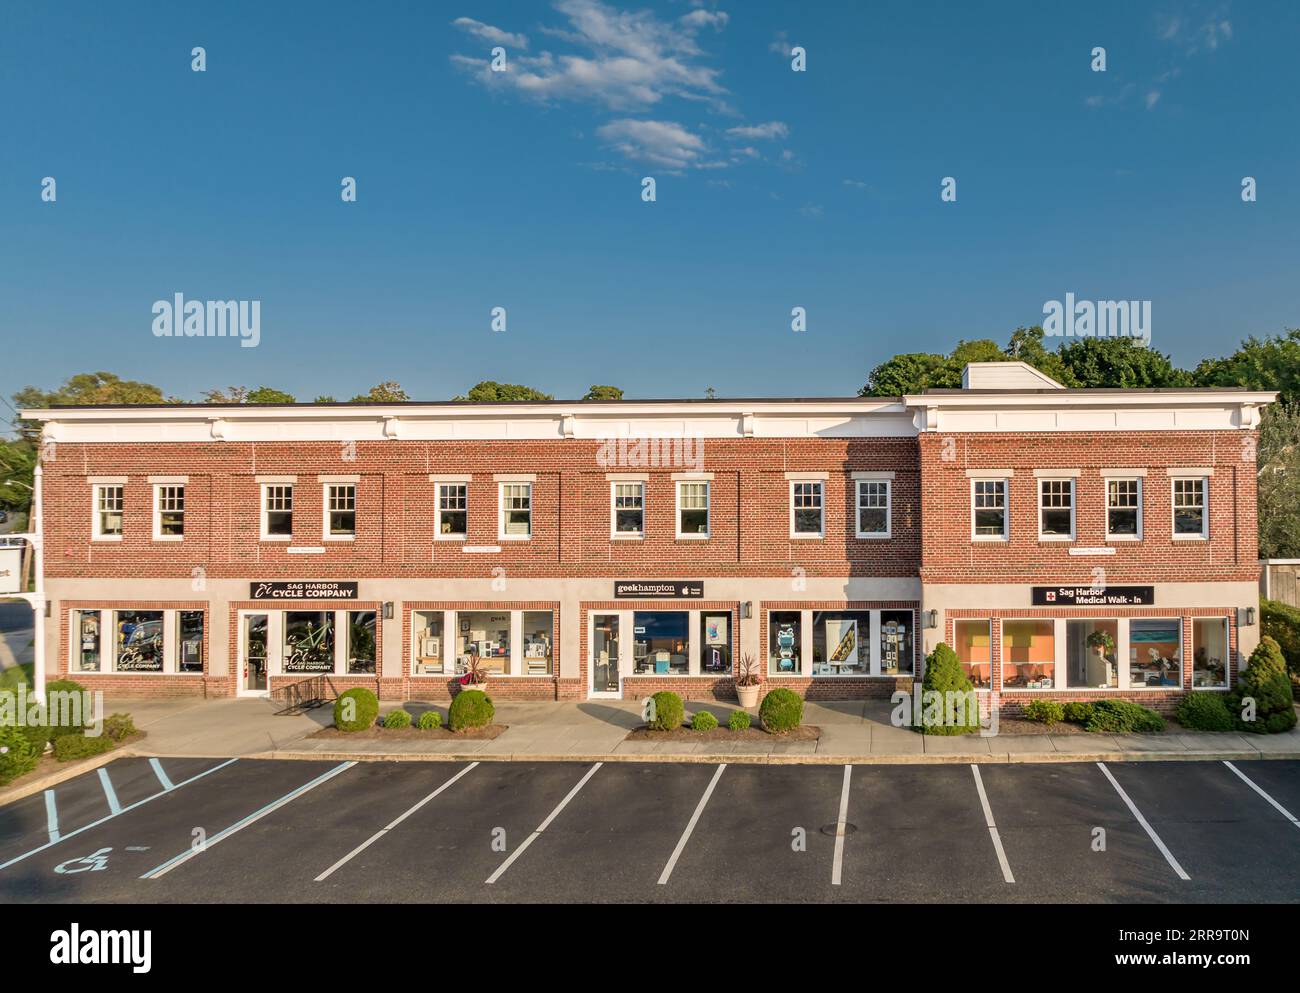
[178, 610, 204, 672]
[633, 612, 688, 675]
[412, 611, 444, 675]
[955, 620, 991, 689]
[880, 610, 913, 674]
[769, 611, 801, 675]
[347, 611, 376, 674]
[459, 611, 511, 674]
[75, 611, 102, 672]
[1129, 619, 1182, 688]
[700, 612, 731, 674]
[812, 611, 871, 676]
[1192, 618, 1228, 688]
[1002, 620, 1055, 688]
[523, 611, 554, 676]
[115, 610, 164, 672]
[284, 612, 335, 673]
[1065, 619, 1118, 688]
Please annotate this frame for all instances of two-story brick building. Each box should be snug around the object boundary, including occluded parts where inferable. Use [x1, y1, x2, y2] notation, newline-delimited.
[23, 362, 1275, 714]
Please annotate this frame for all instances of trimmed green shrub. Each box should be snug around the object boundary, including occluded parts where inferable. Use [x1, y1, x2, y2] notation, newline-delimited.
[1175, 692, 1234, 731]
[1062, 701, 1096, 724]
[449, 690, 495, 731]
[1084, 699, 1166, 733]
[383, 709, 413, 729]
[1261, 599, 1300, 681]
[417, 710, 443, 730]
[53, 733, 115, 762]
[44, 679, 90, 738]
[691, 711, 718, 731]
[760, 688, 803, 733]
[727, 710, 752, 731]
[1229, 636, 1297, 734]
[333, 687, 379, 732]
[646, 691, 684, 731]
[0, 725, 41, 785]
[103, 713, 137, 742]
[1022, 700, 1065, 725]
[916, 642, 981, 735]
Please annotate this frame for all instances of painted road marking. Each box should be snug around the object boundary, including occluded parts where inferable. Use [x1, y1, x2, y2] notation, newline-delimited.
[44, 791, 60, 844]
[315, 763, 479, 882]
[658, 763, 725, 885]
[831, 764, 852, 886]
[149, 758, 176, 792]
[97, 768, 121, 816]
[486, 762, 602, 885]
[1097, 762, 1190, 880]
[54, 846, 112, 874]
[0, 758, 239, 872]
[1223, 761, 1300, 831]
[970, 764, 1015, 884]
[141, 762, 355, 880]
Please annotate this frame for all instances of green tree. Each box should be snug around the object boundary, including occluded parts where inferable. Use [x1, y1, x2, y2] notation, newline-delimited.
[1193, 329, 1300, 406]
[1005, 326, 1078, 386]
[0, 439, 36, 515]
[13, 372, 169, 441]
[582, 385, 623, 400]
[313, 395, 337, 403]
[1055, 338, 1193, 389]
[460, 381, 553, 402]
[245, 387, 296, 404]
[200, 386, 248, 404]
[916, 643, 981, 735]
[1257, 402, 1300, 559]
[350, 381, 410, 402]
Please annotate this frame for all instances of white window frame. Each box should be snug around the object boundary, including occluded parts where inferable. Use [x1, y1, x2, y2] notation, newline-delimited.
[675, 480, 710, 539]
[260, 483, 293, 541]
[1105, 477, 1143, 541]
[68, 607, 202, 676]
[1171, 476, 1209, 539]
[855, 479, 892, 539]
[1037, 478, 1075, 541]
[789, 481, 824, 539]
[435, 481, 469, 540]
[92, 484, 124, 541]
[498, 482, 532, 540]
[610, 481, 645, 539]
[970, 478, 1008, 541]
[322, 482, 356, 541]
[152, 483, 185, 541]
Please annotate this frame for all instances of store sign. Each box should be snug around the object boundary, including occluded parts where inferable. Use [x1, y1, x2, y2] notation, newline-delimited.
[0, 547, 20, 595]
[250, 581, 359, 600]
[614, 580, 704, 599]
[1031, 585, 1154, 606]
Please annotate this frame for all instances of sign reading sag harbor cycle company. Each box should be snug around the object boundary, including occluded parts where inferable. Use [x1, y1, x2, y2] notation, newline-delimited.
[614, 580, 704, 599]
[1031, 585, 1155, 606]
[250, 581, 359, 600]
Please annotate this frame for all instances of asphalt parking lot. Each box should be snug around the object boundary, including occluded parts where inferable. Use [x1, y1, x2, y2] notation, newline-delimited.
[1, 757, 1297, 903]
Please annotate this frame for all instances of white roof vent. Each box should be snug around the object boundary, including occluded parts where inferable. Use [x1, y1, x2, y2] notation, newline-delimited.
[962, 361, 1064, 390]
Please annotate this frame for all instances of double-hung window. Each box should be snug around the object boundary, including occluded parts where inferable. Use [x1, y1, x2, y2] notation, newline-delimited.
[93, 484, 124, 540]
[153, 484, 185, 539]
[437, 483, 468, 538]
[1106, 478, 1142, 538]
[1038, 478, 1075, 540]
[325, 483, 356, 538]
[856, 480, 891, 538]
[500, 483, 532, 538]
[262, 484, 293, 539]
[612, 482, 644, 537]
[971, 479, 1008, 539]
[790, 481, 823, 537]
[1172, 477, 1208, 538]
[676, 481, 710, 537]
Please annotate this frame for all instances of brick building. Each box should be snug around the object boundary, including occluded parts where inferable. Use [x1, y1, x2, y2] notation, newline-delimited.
[24, 362, 1276, 714]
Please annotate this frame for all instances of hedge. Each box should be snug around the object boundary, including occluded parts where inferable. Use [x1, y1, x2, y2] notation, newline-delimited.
[1062, 701, 1096, 724]
[333, 687, 379, 732]
[449, 690, 495, 731]
[727, 710, 752, 731]
[1084, 699, 1165, 733]
[1261, 599, 1300, 680]
[104, 713, 137, 742]
[417, 710, 443, 730]
[760, 688, 803, 733]
[1022, 700, 1065, 725]
[0, 725, 41, 785]
[1229, 636, 1297, 734]
[1175, 692, 1234, 732]
[53, 733, 116, 762]
[44, 679, 90, 739]
[646, 691, 684, 731]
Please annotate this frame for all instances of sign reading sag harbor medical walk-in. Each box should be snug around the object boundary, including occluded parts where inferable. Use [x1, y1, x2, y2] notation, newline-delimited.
[614, 581, 704, 599]
[1031, 585, 1155, 606]
[250, 581, 359, 600]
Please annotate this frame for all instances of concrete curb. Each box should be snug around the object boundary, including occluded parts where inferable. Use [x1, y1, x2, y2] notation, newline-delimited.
[0, 746, 135, 807]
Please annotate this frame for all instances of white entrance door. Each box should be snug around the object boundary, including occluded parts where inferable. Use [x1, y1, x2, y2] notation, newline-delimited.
[238, 611, 270, 697]
[589, 613, 622, 698]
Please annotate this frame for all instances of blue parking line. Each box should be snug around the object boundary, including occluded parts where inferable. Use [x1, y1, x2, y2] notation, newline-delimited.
[149, 758, 176, 792]
[97, 768, 122, 815]
[44, 791, 59, 844]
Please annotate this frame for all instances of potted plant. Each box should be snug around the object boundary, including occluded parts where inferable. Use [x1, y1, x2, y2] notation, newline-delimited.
[734, 652, 761, 709]
[1086, 630, 1115, 657]
[456, 654, 489, 693]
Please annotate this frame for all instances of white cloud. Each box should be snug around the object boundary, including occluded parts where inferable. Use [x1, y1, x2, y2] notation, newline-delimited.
[1145, 89, 1161, 109]
[799, 204, 824, 218]
[842, 179, 869, 189]
[596, 118, 708, 170]
[679, 9, 729, 31]
[451, 17, 528, 49]
[768, 30, 790, 56]
[725, 121, 788, 140]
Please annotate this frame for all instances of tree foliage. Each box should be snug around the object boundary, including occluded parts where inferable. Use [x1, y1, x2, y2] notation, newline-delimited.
[1257, 401, 1300, 558]
[582, 384, 623, 401]
[459, 381, 554, 402]
[350, 381, 410, 402]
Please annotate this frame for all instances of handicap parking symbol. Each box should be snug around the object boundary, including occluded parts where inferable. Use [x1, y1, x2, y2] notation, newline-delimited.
[54, 847, 112, 874]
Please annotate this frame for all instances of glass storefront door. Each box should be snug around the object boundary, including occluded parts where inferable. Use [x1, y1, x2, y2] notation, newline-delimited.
[241, 612, 269, 694]
[592, 614, 621, 695]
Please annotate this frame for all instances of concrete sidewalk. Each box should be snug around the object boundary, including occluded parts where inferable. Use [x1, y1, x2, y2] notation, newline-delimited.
[99, 694, 1300, 766]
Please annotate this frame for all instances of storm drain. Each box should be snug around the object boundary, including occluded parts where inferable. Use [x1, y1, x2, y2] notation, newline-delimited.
[820, 822, 858, 837]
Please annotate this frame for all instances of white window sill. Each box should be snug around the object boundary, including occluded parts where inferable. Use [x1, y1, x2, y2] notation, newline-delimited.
[435, 534, 467, 542]
[971, 535, 1008, 542]
[260, 535, 292, 542]
[1038, 536, 1075, 543]
[498, 534, 532, 542]
[323, 535, 356, 542]
[856, 532, 891, 540]
[1172, 534, 1209, 541]
[610, 533, 644, 541]
[1106, 534, 1142, 542]
[791, 533, 824, 540]
[676, 534, 710, 541]
[92, 535, 123, 542]
[71, 671, 202, 677]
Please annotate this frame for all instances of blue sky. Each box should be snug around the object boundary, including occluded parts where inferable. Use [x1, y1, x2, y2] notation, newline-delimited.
[1, 0, 1296, 409]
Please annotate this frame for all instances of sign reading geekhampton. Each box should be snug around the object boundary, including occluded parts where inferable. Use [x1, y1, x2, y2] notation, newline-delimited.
[1032, 585, 1155, 606]
[614, 581, 704, 599]
[250, 581, 358, 600]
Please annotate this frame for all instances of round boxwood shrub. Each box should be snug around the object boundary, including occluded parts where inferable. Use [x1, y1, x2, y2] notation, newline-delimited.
[760, 688, 803, 733]
[1175, 692, 1234, 731]
[1062, 701, 1096, 724]
[727, 710, 752, 731]
[449, 690, 495, 731]
[53, 733, 115, 762]
[1229, 636, 1297, 734]
[44, 678, 90, 739]
[1022, 700, 1065, 725]
[1084, 699, 1165, 733]
[0, 725, 41, 786]
[333, 687, 379, 732]
[916, 643, 981, 735]
[646, 691, 684, 731]
[691, 710, 718, 731]
[383, 709, 413, 729]
[417, 710, 443, 731]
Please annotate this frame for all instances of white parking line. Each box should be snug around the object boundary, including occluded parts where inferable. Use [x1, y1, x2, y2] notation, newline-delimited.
[658, 763, 725, 885]
[97, 768, 121, 816]
[149, 758, 176, 792]
[1223, 761, 1300, 830]
[970, 764, 1015, 884]
[831, 764, 852, 886]
[142, 762, 355, 880]
[486, 762, 602, 885]
[316, 763, 479, 882]
[44, 791, 59, 844]
[1097, 762, 1190, 880]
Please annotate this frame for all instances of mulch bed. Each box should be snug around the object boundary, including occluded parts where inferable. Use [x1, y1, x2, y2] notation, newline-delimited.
[998, 718, 1190, 736]
[625, 724, 821, 742]
[311, 724, 506, 741]
[0, 731, 146, 799]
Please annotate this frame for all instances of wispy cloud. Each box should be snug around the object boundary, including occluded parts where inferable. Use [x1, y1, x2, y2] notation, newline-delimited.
[768, 30, 791, 56]
[725, 121, 789, 140]
[596, 118, 708, 170]
[1144, 89, 1162, 109]
[451, 17, 529, 49]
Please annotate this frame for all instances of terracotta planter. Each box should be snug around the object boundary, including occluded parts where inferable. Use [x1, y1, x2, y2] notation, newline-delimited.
[736, 683, 760, 709]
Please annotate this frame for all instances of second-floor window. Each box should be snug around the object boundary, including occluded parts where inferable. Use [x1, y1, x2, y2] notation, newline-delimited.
[971, 479, 1008, 539]
[791, 482, 823, 537]
[1107, 478, 1142, 538]
[1038, 479, 1075, 539]
[856, 480, 891, 538]
[437, 483, 467, 538]
[262, 484, 293, 539]
[153, 485, 185, 539]
[677, 481, 710, 537]
[325, 484, 355, 538]
[1172, 477, 1208, 538]
[94, 484, 124, 539]
[612, 482, 644, 536]
[500, 482, 531, 537]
